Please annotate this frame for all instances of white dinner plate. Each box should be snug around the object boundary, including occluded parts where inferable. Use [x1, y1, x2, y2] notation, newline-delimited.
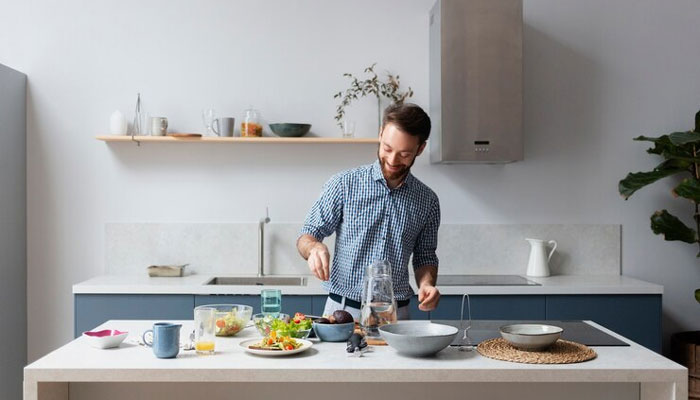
[240, 338, 313, 356]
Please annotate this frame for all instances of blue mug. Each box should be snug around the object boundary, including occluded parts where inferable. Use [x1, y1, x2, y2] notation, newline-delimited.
[142, 322, 182, 358]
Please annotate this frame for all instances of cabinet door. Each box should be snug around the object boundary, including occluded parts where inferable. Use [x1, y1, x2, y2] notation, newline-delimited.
[429, 295, 546, 320]
[74, 294, 194, 338]
[195, 295, 313, 315]
[545, 294, 662, 352]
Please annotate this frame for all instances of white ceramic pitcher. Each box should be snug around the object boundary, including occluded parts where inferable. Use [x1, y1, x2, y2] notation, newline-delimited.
[525, 238, 557, 277]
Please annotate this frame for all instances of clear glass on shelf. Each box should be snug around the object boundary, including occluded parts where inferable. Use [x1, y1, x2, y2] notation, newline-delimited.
[342, 120, 356, 138]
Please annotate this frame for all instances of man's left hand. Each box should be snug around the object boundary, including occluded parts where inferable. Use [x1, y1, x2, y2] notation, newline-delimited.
[417, 284, 440, 311]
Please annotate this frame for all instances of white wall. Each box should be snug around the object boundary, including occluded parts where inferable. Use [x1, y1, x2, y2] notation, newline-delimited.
[0, 0, 699, 361]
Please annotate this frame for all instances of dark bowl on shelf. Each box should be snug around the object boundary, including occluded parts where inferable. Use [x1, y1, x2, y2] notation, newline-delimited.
[269, 123, 311, 137]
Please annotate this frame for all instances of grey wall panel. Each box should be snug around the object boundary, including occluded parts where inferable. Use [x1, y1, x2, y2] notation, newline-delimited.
[0, 63, 27, 400]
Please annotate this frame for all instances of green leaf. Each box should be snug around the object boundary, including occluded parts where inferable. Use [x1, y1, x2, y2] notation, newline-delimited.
[696, 288, 700, 303]
[669, 131, 700, 146]
[672, 178, 700, 202]
[634, 135, 673, 155]
[619, 160, 688, 199]
[650, 210, 698, 243]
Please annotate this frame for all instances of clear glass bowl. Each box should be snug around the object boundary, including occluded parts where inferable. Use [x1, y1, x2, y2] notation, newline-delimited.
[195, 304, 253, 337]
[252, 313, 312, 339]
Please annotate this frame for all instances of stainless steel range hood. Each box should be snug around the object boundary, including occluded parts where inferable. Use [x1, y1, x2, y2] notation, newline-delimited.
[429, 0, 523, 163]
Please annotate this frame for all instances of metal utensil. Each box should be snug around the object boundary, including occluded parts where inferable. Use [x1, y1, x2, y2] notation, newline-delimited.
[457, 293, 475, 351]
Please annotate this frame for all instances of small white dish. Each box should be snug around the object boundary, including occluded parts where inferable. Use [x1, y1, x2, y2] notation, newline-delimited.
[240, 338, 313, 356]
[499, 324, 563, 350]
[83, 329, 129, 349]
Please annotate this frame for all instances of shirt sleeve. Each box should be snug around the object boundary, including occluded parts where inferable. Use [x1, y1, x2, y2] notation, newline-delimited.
[299, 173, 345, 241]
[412, 196, 440, 270]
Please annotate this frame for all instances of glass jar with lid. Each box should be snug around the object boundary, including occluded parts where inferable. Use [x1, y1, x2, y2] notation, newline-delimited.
[241, 107, 263, 137]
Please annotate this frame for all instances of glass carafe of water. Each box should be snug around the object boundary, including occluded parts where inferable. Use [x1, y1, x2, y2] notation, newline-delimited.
[360, 260, 398, 339]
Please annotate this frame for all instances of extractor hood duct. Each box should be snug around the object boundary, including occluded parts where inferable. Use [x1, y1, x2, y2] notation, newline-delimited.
[429, 0, 523, 163]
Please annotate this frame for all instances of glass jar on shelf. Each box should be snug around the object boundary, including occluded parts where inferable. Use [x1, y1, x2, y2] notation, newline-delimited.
[241, 107, 263, 137]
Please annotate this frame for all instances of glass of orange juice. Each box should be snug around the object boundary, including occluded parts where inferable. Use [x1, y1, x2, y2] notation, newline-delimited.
[194, 307, 216, 355]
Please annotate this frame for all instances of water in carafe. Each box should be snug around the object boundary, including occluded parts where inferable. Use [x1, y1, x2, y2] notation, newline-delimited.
[360, 260, 397, 338]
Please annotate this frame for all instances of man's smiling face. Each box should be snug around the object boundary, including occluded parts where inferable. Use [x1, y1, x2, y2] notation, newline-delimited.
[377, 122, 426, 182]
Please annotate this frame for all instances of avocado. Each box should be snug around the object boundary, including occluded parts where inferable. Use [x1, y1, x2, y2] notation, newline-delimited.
[333, 310, 354, 324]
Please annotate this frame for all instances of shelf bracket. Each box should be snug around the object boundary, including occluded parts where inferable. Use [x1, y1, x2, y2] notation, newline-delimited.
[130, 132, 141, 146]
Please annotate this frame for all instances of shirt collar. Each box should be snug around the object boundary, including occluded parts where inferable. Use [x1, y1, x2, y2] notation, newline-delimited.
[371, 160, 415, 190]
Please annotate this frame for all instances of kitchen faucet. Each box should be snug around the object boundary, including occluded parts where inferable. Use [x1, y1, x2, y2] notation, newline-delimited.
[258, 207, 270, 277]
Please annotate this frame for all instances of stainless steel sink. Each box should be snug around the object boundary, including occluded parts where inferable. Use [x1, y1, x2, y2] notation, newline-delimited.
[205, 276, 308, 286]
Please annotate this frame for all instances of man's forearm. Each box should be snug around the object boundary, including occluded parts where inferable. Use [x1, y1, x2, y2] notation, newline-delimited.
[297, 234, 321, 260]
[415, 265, 438, 288]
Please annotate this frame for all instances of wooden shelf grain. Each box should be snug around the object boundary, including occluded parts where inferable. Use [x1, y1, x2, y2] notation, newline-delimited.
[96, 135, 379, 144]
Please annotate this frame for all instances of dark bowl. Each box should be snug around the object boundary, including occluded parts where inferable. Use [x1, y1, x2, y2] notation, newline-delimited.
[269, 123, 311, 137]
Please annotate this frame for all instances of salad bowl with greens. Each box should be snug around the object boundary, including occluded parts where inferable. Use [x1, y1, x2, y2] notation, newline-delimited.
[195, 304, 253, 337]
[253, 312, 312, 339]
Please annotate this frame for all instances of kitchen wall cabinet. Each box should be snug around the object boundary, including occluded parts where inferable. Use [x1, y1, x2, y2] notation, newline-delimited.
[74, 293, 662, 352]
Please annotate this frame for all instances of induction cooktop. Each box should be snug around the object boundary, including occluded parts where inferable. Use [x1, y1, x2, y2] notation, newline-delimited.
[437, 274, 541, 286]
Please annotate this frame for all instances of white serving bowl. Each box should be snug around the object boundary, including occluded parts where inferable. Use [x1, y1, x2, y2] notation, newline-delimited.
[499, 324, 563, 350]
[379, 321, 458, 357]
[83, 329, 129, 349]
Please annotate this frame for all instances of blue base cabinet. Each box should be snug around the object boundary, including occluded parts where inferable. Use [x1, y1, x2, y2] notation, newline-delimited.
[74, 294, 194, 337]
[194, 295, 313, 316]
[431, 295, 546, 320]
[74, 293, 662, 352]
[545, 295, 661, 352]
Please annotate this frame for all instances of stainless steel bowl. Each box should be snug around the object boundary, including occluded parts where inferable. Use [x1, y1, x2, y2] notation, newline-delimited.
[379, 321, 458, 357]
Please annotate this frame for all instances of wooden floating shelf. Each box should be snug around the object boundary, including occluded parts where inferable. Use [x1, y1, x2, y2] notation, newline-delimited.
[96, 135, 379, 144]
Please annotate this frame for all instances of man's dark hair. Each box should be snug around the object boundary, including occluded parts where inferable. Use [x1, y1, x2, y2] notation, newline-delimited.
[381, 103, 431, 144]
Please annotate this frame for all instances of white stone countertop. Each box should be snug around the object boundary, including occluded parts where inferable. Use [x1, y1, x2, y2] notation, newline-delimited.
[25, 319, 684, 384]
[72, 274, 663, 295]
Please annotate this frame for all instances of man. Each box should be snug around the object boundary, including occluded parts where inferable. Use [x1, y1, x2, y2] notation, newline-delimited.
[296, 103, 440, 320]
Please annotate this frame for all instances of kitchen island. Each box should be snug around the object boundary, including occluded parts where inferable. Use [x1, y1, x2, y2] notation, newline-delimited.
[25, 320, 685, 400]
[72, 274, 665, 352]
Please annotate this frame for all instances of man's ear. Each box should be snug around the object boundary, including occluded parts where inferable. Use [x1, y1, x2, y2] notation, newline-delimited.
[416, 142, 427, 157]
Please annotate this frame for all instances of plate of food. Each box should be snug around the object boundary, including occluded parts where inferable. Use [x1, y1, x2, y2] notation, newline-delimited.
[240, 331, 313, 356]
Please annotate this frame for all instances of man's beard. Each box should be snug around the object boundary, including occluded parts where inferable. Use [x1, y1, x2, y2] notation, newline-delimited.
[377, 149, 416, 182]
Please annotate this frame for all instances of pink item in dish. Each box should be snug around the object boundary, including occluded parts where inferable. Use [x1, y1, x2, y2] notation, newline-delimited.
[83, 329, 129, 349]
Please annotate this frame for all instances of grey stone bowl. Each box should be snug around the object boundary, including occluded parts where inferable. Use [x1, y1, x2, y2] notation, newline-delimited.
[269, 123, 311, 137]
[379, 321, 458, 357]
[499, 324, 563, 350]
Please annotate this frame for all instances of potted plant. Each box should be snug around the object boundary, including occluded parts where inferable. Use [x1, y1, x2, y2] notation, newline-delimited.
[618, 109, 700, 394]
[333, 63, 413, 131]
[618, 110, 700, 297]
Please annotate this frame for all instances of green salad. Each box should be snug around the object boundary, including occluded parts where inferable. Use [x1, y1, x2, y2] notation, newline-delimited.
[215, 309, 247, 336]
[256, 312, 312, 338]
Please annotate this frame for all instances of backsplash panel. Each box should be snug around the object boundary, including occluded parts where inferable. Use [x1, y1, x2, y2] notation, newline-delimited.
[105, 223, 619, 277]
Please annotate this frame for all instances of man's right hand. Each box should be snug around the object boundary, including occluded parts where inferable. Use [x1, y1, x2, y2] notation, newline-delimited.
[307, 243, 330, 281]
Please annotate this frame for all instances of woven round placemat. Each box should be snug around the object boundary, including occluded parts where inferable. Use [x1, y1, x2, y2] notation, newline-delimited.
[477, 338, 597, 364]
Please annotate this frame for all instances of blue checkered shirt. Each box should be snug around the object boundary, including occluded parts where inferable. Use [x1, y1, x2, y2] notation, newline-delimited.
[300, 160, 440, 302]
